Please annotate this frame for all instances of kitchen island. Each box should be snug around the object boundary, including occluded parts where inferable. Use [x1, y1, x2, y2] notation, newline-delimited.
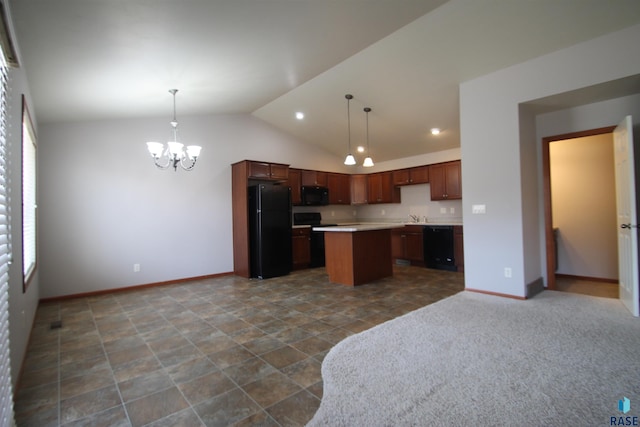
[312, 223, 405, 286]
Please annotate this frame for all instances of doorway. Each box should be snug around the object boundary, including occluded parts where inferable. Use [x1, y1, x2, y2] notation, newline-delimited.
[542, 125, 617, 295]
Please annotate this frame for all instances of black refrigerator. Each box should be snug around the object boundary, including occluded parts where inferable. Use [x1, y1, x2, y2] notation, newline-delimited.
[248, 184, 292, 279]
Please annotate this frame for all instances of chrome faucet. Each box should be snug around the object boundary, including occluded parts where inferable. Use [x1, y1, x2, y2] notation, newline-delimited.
[408, 214, 420, 223]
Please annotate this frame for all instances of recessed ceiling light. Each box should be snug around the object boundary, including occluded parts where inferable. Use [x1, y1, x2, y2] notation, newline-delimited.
[295, 112, 304, 120]
[431, 128, 441, 135]
[357, 146, 365, 153]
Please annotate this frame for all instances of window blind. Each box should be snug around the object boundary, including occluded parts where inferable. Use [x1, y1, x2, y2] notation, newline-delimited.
[0, 52, 15, 426]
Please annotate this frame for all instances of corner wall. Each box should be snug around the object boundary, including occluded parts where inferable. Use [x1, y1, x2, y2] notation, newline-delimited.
[38, 115, 346, 298]
[460, 23, 640, 297]
[536, 93, 640, 284]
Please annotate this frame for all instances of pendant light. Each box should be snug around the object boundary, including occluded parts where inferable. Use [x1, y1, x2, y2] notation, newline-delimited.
[343, 94, 356, 165]
[362, 107, 374, 167]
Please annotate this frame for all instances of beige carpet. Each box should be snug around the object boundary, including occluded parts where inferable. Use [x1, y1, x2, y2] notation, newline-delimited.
[308, 290, 640, 426]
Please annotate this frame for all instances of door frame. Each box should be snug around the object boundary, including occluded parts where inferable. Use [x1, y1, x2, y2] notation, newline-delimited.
[542, 125, 616, 290]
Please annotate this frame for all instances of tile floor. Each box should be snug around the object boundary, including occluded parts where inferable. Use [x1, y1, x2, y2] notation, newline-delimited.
[14, 265, 464, 427]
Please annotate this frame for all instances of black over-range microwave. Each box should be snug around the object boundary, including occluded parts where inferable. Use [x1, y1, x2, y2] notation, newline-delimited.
[301, 186, 329, 206]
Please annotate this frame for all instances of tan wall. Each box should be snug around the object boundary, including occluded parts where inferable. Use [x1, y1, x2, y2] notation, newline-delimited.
[550, 134, 618, 280]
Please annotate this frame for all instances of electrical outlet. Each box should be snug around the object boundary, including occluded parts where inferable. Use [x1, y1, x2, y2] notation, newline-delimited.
[331, 211, 335, 217]
[381, 209, 386, 215]
[450, 207, 455, 214]
[134, 263, 141, 273]
[440, 207, 447, 214]
[504, 267, 512, 278]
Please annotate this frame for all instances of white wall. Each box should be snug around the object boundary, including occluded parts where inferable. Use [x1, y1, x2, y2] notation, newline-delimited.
[550, 134, 617, 279]
[38, 115, 346, 298]
[460, 23, 640, 297]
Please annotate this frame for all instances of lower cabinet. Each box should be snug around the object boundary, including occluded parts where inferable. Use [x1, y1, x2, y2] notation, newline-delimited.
[292, 227, 311, 270]
[391, 225, 424, 266]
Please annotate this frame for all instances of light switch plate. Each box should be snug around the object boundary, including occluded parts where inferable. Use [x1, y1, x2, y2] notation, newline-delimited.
[472, 204, 486, 214]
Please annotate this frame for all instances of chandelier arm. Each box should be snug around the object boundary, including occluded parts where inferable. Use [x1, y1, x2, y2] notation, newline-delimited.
[179, 156, 198, 171]
[152, 146, 172, 169]
[154, 158, 171, 169]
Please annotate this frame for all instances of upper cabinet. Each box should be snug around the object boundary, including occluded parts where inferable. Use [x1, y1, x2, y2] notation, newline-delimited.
[301, 170, 328, 187]
[247, 161, 289, 181]
[393, 165, 429, 186]
[327, 173, 350, 205]
[429, 161, 461, 200]
[240, 159, 460, 207]
[288, 168, 302, 205]
[367, 171, 400, 204]
[350, 174, 368, 205]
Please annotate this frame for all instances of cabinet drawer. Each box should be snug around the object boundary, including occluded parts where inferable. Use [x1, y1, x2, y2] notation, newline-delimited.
[292, 227, 311, 236]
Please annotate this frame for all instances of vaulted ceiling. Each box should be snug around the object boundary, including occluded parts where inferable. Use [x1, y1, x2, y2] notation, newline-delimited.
[10, 0, 640, 162]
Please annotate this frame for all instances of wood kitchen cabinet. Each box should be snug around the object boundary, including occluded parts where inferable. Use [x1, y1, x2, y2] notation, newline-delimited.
[454, 225, 464, 273]
[292, 227, 311, 270]
[301, 170, 328, 187]
[429, 161, 461, 200]
[350, 174, 368, 205]
[393, 166, 430, 186]
[327, 173, 351, 205]
[288, 168, 302, 205]
[391, 225, 424, 266]
[232, 160, 291, 278]
[367, 171, 400, 204]
[247, 161, 289, 181]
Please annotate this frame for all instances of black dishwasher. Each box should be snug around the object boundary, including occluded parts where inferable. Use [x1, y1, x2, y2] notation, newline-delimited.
[423, 226, 456, 271]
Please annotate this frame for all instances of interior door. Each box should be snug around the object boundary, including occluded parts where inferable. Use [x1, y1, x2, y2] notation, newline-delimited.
[613, 116, 638, 316]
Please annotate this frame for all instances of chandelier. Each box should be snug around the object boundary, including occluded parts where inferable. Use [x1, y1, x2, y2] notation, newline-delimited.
[146, 89, 201, 171]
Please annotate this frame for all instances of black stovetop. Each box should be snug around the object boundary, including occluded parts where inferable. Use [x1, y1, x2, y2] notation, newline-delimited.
[293, 212, 337, 227]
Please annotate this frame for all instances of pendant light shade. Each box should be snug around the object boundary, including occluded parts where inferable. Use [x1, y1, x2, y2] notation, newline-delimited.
[363, 107, 374, 167]
[344, 94, 356, 165]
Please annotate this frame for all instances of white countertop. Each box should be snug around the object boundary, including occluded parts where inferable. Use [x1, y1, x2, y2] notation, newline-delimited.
[403, 222, 463, 226]
[312, 223, 406, 232]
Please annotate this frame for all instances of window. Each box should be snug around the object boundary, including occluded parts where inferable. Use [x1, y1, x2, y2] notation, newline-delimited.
[22, 97, 36, 289]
